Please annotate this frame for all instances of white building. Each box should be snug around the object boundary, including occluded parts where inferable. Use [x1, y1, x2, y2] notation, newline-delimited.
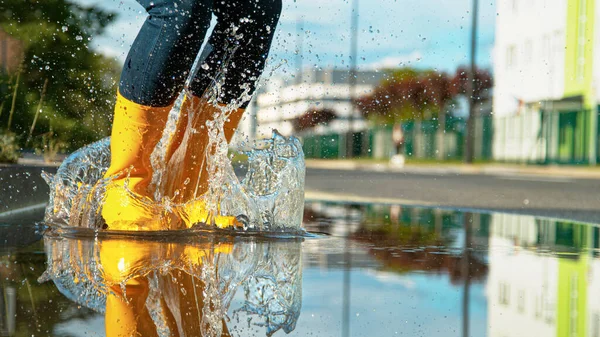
[493, 0, 598, 164]
[246, 68, 387, 139]
[493, 0, 567, 117]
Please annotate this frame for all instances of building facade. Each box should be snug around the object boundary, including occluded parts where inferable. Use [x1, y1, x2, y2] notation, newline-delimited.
[493, 0, 598, 164]
[248, 68, 386, 139]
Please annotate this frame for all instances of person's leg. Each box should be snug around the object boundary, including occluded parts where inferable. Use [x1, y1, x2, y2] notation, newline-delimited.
[191, 0, 283, 108]
[102, 0, 213, 229]
[165, 0, 282, 207]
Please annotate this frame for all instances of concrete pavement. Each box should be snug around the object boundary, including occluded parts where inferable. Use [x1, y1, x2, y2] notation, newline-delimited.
[305, 159, 600, 179]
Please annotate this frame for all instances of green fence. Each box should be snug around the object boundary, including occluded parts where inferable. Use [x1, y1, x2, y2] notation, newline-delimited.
[302, 109, 599, 164]
[554, 110, 590, 164]
[301, 115, 493, 161]
[493, 109, 593, 165]
[302, 133, 341, 159]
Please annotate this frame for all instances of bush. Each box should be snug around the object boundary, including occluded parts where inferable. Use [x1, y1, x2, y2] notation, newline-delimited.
[0, 132, 20, 163]
[35, 131, 66, 164]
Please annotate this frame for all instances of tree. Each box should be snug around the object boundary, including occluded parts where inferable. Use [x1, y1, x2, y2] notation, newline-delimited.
[450, 66, 493, 104]
[355, 69, 454, 125]
[0, 0, 120, 150]
[355, 66, 493, 161]
[355, 67, 492, 126]
[293, 108, 337, 132]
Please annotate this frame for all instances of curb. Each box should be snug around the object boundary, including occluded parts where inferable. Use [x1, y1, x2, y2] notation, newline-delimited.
[305, 159, 600, 179]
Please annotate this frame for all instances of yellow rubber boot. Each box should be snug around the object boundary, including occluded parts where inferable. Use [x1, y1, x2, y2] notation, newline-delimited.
[102, 92, 173, 230]
[164, 94, 245, 229]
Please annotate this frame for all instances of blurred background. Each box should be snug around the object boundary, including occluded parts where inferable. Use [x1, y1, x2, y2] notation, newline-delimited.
[0, 0, 497, 164]
[0, 0, 597, 167]
[5, 2, 600, 337]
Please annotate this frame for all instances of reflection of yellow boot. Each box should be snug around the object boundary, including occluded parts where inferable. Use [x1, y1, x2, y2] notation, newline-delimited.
[105, 279, 159, 337]
[168, 242, 233, 337]
[102, 92, 173, 230]
[100, 239, 175, 337]
[100, 238, 233, 337]
[165, 94, 245, 229]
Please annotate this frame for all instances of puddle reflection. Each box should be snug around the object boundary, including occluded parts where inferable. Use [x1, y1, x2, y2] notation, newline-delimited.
[40, 234, 302, 337]
[3, 203, 600, 336]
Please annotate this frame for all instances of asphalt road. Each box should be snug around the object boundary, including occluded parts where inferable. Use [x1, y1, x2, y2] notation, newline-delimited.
[3, 164, 599, 224]
[304, 168, 600, 224]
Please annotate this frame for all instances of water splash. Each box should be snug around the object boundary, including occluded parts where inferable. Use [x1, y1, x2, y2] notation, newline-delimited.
[43, 128, 305, 233]
[39, 232, 303, 336]
[42, 138, 111, 229]
[42, 48, 305, 232]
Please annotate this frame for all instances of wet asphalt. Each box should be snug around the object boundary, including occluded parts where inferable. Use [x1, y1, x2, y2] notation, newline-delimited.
[2, 164, 599, 224]
[304, 168, 600, 224]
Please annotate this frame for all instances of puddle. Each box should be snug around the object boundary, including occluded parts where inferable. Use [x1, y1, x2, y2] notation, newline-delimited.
[2, 202, 600, 336]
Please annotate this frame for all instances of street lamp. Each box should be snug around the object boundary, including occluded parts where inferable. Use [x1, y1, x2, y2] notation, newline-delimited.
[465, 0, 479, 163]
[345, 0, 359, 159]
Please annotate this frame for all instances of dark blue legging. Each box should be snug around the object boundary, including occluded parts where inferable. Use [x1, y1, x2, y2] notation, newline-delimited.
[119, 0, 281, 108]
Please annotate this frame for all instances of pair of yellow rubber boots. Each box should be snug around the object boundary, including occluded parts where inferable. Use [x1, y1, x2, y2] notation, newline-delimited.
[101, 92, 245, 230]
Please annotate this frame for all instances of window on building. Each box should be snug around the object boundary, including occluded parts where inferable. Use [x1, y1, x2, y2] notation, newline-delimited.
[499, 282, 510, 305]
[542, 35, 551, 64]
[517, 289, 526, 313]
[524, 40, 533, 65]
[576, 0, 588, 81]
[534, 294, 542, 318]
[507, 45, 516, 70]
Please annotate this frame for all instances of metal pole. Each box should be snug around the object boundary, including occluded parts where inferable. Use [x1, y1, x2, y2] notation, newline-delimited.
[464, 0, 479, 163]
[462, 213, 473, 337]
[342, 207, 352, 337]
[5, 286, 16, 336]
[296, 18, 304, 85]
[346, 0, 359, 159]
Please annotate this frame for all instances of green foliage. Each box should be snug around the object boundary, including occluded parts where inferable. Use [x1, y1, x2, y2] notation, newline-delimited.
[0, 131, 19, 163]
[35, 131, 66, 163]
[0, 0, 120, 151]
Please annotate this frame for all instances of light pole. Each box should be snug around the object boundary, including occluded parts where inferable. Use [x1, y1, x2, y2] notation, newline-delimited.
[296, 18, 304, 85]
[465, 0, 479, 163]
[462, 213, 473, 337]
[345, 0, 359, 159]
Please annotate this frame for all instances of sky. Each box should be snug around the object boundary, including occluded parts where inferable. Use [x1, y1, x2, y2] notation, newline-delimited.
[75, 0, 497, 77]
